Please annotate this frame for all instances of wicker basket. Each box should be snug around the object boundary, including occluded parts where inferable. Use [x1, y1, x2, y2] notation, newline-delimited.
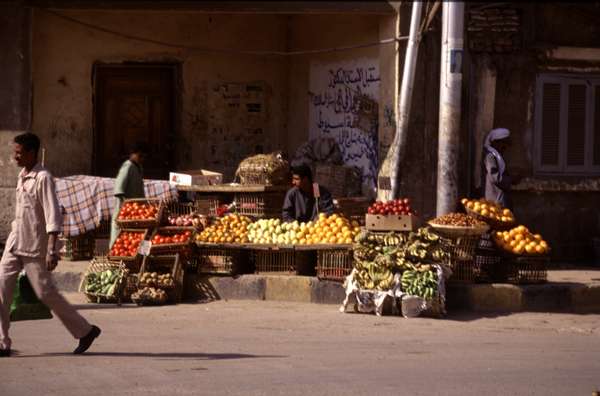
[107, 228, 148, 265]
[116, 198, 164, 229]
[195, 245, 251, 275]
[78, 257, 129, 304]
[253, 249, 316, 275]
[149, 227, 196, 255]
[235, 152, 290, 186]
[428, 222, 490, 238]
[503, 256, 549, 284]
[465, 207, 515, 231]
[138, 254, 184, 303]
[62, 233, 95, 261]
[317, 248, 353, 282]
[474, 250, 504, 283]
[234, 191, 286, 219]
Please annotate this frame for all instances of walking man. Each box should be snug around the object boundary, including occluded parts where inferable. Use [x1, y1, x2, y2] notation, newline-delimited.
[0, 132, 101, 357]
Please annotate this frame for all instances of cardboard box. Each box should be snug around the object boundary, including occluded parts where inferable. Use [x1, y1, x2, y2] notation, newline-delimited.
[169, 169, 223, 186]
[365, 214, 420, 231]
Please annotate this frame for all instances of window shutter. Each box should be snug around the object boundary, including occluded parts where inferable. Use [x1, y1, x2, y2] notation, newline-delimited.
[566, 84, 587, 167]
[594, 85, 600, 166]
[540, 83, 561, 166]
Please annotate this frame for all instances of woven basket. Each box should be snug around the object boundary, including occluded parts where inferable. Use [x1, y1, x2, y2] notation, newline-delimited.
[78, 258, 129, 304]
[138, 254, 184, 303]
[116, 198, 165, 229]
[504, 256, 549, 284]
[428, 222, 490, 238]
[465, 207, 515, 231]
[235, 152, 290, 186]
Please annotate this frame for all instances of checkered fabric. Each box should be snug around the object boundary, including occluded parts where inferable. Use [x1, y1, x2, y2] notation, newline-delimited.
[55, 175, 177, 237]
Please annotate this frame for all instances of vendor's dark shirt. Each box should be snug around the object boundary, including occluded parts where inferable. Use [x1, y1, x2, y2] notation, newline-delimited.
[282, 185, 335, 222]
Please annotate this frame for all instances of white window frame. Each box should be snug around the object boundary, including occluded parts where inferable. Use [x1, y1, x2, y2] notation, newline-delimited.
[534, 73, 600, 176]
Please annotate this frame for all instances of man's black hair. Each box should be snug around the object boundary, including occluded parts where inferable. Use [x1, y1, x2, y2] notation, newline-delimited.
[14, 132, 41, 155]
[292, 164, 312, 181]
[129, 141, 150, 155]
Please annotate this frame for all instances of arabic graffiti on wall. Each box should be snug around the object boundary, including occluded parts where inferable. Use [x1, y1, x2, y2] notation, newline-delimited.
[309, 59, 380, 194]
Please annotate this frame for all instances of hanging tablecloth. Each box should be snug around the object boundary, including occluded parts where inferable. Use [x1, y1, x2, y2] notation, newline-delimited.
[55, 175, 177, 237]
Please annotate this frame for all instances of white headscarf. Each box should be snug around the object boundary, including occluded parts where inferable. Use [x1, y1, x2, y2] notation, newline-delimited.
[484, 128, 510, 176]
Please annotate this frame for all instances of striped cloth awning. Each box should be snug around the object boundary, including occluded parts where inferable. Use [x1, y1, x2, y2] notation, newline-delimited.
[55, 175, 177, 237]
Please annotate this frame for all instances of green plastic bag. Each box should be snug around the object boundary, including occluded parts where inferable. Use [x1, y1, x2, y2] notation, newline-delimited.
[10, 273, 53, 322]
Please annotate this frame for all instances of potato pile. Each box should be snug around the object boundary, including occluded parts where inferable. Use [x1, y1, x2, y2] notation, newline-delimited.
[195, 214, 252, 244]
[430, 213, 488, 227]
[139, 272, 175, 288]
[131, 287, 168, 305]
[461, 198, 515, 224]
[493, 225, 550, 256]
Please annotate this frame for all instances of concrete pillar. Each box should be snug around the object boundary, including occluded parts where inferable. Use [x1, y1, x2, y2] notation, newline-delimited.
[436, 1, 464, 216]
[471, 55, 497, 193]
[0, 2, 32, 239]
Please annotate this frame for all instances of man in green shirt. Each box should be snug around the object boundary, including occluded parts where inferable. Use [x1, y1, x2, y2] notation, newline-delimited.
[109, 142, 149, 247]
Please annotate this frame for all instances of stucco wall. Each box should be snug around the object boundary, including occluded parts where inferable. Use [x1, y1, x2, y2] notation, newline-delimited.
[32, 9, 289, 180]
[285, 14, 381, 160]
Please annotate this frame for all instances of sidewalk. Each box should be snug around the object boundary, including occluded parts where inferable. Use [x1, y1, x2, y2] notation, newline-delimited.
[52, 259, 600, 314]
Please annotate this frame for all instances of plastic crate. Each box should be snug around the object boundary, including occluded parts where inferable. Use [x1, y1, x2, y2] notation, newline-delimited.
[317, 248, 353, 282]
[254, 249, 316, 276]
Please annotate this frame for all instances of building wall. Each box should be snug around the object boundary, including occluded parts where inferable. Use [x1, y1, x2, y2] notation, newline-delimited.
[31, 9, 289, 180]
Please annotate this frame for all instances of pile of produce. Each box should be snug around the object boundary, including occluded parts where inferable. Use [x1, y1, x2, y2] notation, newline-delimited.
[461, 198, 515, 225]
[195, 214, 252, 244]
[118, 201, 159, 221]
[139, 272, 175, 288]
[401, 266, 438, 300]
[493, 225, 549, 256]
[430, 212, 488, 227]
[110, 231, 145, 257]
[351, 228, 449, 300]
[247, 219, 303, 244]
[131, 287, 168, 305]
[166, 213, 203, 228]
[367, 198, 415, 216]
[84, 268, 124, 296]
[151, 230, 193, 245]
[305, 213, 360, 244]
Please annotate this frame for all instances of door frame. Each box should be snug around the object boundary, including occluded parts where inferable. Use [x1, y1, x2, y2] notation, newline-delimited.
[91, 61, 182, 177]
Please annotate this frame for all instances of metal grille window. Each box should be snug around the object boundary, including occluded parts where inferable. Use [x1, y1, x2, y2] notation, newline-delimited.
[534, 74, 600, 175]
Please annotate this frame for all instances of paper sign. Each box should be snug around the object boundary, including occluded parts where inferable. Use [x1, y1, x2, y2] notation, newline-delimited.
[138, 240, 152, 256]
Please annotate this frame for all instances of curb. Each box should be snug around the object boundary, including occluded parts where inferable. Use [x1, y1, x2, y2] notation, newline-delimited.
[53, 271, 600, 314]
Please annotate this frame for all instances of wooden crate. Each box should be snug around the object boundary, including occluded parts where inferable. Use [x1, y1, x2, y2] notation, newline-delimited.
[195, 245, 251, 275]
[253, 249, 316, 276]
[234, 191, 286, 219]
[62, 233, 95, 261]
[107, 228, 148, 266]
[139, 254, 184, 303]
[365, 214, 420, 231]
[316, 248, 353, 282]
[116, 198, 164, 229]
[149, 226, 195, 255]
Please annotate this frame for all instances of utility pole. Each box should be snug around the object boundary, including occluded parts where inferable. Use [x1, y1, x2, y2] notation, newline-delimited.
[436, 1, 464, 215]
[389, 1, 423, 199]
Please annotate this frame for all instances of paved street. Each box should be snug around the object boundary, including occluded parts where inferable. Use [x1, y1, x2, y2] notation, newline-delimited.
[1, 293, 599, 396]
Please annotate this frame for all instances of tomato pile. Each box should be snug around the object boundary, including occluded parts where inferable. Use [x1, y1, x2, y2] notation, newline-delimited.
[118, 202, 158, 221]
[151, 230, 192, 245]
[110, 231, 145, 257]
[367, 198, 415, 216]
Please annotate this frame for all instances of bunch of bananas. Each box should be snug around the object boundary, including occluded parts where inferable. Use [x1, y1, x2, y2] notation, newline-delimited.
[353, 231, 406, 262]
[401, 266, 438, 300]
[395, 227, 450, 267]
[354, 260, 395, 291]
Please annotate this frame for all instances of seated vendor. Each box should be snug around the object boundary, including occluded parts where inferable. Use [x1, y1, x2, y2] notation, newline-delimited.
[282, 164, 334, 223]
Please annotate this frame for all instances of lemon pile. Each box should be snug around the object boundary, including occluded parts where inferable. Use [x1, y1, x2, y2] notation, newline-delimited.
[195, 214, 251, 244]
[493, 225, 549, 256]
[461, 198, 515, 224]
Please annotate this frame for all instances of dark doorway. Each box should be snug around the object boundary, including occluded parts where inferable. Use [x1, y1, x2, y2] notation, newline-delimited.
[93, 64, 177, 180]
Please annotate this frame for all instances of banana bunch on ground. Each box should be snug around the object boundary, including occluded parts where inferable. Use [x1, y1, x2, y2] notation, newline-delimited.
[401, 266, 438, 300]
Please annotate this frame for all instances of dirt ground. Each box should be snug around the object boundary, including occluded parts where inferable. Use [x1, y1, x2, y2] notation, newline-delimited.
[1, 293, 599, 396]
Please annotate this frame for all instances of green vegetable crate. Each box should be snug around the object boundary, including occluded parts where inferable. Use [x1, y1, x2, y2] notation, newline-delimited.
[79, 257, 129, 305]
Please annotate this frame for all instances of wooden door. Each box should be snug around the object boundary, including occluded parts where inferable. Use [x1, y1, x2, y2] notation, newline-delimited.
[94, 65, 176, 180]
